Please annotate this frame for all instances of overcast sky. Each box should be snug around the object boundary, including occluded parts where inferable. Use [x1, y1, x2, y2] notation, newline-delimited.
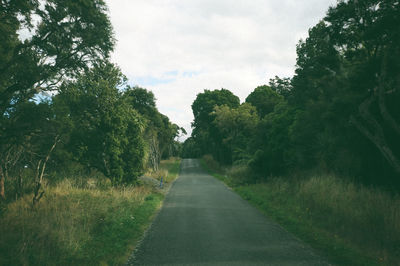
[105, 0, 337, 140]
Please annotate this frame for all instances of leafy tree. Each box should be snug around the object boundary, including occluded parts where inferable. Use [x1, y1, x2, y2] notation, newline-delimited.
[268, 76, 293, 99]
[123, 87, 180, 171]
[1, 0, 114, 199]
[0, 0, 114, 114]
[249, 102, 296, 178]
[55, 62, 145, 185]
[191, 89, 240, 163]
[213, 103, 259, 164]
[245, 85, 283, 118]
[181, 137, 201, 159]
[325, 0, 400, 176]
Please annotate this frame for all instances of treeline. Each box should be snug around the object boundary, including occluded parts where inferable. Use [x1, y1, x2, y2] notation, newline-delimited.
[183, 0, 400, 188]
[0, 0, 183, 204]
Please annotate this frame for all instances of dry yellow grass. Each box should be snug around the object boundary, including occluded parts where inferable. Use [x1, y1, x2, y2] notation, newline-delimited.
[0, 178, 159, 265]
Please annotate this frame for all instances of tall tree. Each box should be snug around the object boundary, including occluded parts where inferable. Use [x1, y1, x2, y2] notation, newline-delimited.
[213, 103, 259, 164]
[245, 85, 283, 118]
[191, 89, 240, 163]
[0, 0, 114, 114]
[123, 87, 179, 171]
[326, 0, 400, 175]
[55, 62, 145, 185]
[0, 0, 115, 199]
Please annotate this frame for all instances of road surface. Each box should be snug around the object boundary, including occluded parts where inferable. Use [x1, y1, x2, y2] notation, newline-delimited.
[129, 159, 329, 265]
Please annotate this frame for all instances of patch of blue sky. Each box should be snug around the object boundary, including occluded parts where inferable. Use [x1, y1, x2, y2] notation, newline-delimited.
[30, 92, 53, 104]
[164, 70, 179, 76]
[130, 76, 176, 87]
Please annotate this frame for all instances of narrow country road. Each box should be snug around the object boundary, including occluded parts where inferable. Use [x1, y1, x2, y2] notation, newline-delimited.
[129, 159, 330, 266]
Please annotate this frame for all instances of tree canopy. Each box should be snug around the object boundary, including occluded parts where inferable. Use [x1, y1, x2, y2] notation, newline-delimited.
[184, 0, 400, 188]
[0, 0, 182, 202]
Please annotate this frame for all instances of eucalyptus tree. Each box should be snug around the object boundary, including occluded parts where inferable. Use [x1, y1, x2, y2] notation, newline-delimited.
[123, 87, 181, 171]
[0, 0, 115, 199]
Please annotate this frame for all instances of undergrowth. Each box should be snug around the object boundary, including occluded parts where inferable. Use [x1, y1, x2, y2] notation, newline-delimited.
[0, 158, 181, 265]
[201, 155, 400, 266]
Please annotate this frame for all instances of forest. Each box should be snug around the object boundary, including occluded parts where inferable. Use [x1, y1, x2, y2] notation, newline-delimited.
[0, 0, 183, 205]
[0, 1, 185, 264]
[183, 0, 400, 190]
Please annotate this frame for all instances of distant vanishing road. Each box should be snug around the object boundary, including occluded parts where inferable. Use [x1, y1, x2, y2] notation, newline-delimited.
[129, 159, 330, 266]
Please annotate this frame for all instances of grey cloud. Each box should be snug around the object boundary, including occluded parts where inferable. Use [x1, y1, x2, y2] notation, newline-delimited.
[106, 0, 337, 137]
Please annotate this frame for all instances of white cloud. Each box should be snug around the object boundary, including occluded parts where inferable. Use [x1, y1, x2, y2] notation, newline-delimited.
[105, 0, 337, 139]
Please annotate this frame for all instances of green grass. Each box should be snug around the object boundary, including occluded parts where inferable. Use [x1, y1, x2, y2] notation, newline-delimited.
[201, 156, 400, 266]
[146, 157, 181, 184]
[0, 158, 181, 266]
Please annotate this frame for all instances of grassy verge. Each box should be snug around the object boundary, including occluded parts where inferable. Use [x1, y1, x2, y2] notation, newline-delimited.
[201, 156, 400, 266]
[0, 158, 181, 266]
[145, 157, 182, 185]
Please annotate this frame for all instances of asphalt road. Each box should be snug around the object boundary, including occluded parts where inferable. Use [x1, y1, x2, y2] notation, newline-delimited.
[129, 159, 330, 266]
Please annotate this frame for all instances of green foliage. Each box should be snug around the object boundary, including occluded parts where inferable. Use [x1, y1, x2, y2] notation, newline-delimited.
[191, 89, 240, 163]
[268, 76, 293, 99]
[55, 62, 146, 185]
[123, 86, 182, 170]
[245, 85, 283, 118]
[0, 0, 114, 115]
[249, 102, 296, 177]
[0, 0, 117, 201]
[213, 103, 259, 164]
[181, 137, 201, 158]
[187, 0, 400, 187]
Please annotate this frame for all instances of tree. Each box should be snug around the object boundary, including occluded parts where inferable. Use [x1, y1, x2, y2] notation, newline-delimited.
[55, 62, 145, 185]
[181, 137, 201, 158]
[0, 0, 114, 199]
[325, 0, 400, 176]
[213, 103, 259, 164]
[191, 89, 240, 163]
[245, 85, 283, 118]
[0, 100, 64, 203]
[268, 76, 293, 99]
[123, 87, 180, 171]
[0, 0, 114, 114]
[248, 102, 296, 178]
[284, 0, 400, 182]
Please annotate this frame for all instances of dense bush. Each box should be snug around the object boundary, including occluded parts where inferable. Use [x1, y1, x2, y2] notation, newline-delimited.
[186, 0, 400, 189]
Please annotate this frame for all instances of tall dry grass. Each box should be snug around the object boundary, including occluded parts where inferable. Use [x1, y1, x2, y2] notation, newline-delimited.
[296, 175, 400, 261]
[238, 175, 400, 264]
[201, 156, 400, 264]
[0, 179, 157, 265]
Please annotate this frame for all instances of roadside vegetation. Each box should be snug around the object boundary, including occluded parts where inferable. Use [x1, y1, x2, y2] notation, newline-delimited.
[1, 1, 184, 265]
[183, 1, 399, 265]
[0, 158, 181, 266]
[202, 155, 400, 265]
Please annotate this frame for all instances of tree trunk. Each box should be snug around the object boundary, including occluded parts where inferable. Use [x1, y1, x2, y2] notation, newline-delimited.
[0, 166, 5, 201]
[378, 63, 400, 136]
[148, 134, 160, 172]
[350, 94, 400, 176]
[15, 171, 23, 200]
[32, 136, 59, 206]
